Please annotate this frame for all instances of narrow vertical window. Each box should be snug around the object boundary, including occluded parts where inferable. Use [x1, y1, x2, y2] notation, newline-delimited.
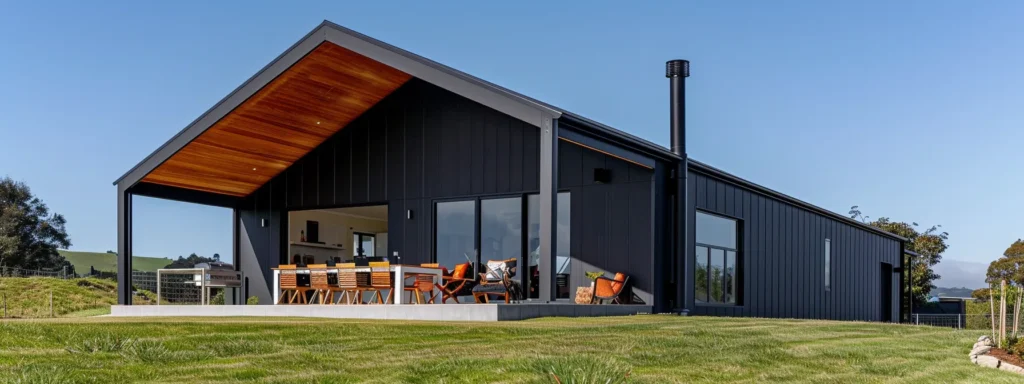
[824, 238, 831, 291]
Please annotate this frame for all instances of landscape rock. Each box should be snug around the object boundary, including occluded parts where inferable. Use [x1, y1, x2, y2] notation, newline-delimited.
[969, 345, 992, 358]
[977, 335, 994, 347]
[976, 355, 1002, 369]
[999, 361, 1024, 375]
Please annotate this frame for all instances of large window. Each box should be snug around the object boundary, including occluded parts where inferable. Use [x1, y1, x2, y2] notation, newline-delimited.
[481, 197, 522, 264]
[434, 194, 571, 300]
[435, 200, 477, 272]
[527, 193, 571, 299]
[695, 211, 739, 305]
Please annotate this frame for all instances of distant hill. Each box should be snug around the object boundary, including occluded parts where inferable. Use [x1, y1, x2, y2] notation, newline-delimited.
[58, 250, 172, 273]
[933, 287, 975, 298]
[933, 259, 987, 290]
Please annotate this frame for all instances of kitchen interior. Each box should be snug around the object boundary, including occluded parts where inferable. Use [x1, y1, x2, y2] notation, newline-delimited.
[288, 205, 388, 265]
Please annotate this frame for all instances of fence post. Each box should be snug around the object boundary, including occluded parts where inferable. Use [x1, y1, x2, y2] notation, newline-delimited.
[914, 314, 919, 325]
[49, 290, 53, 318]
[2, 293, 6, 318]
[958, 314, 962, 329]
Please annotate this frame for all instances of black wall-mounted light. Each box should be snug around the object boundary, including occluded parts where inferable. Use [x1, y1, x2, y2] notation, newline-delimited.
[594, 168, 611, 184]
[406, 209, 414, 220]
[260, 218, 267, 228]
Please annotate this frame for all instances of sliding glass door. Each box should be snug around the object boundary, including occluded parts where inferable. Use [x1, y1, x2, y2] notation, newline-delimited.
[434, 193, 570, 300]
[480, 197, 522, 264]
[435, 200, 476, 272]
[527, 192, 571, 299]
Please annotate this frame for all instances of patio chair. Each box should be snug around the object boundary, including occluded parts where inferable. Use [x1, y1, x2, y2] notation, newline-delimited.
[402, 263, 439, 304]
[308, 264, 334, 304]
[472, 258, 519, 303]
[367, 261, 394, 304]
[277, 264, 312, 304]
[437, 262, 474, 303]
[593, 273, 629, 304]
[336, 263, 360, 304]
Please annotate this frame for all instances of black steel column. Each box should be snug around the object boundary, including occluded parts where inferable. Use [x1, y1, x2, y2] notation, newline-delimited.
[666, 60, 690, 312]
[538, 118, 559, 302]
[116, 184, 133, 305]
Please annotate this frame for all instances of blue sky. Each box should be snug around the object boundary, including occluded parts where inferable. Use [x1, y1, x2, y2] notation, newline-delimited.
[1, 1, 1020, 287]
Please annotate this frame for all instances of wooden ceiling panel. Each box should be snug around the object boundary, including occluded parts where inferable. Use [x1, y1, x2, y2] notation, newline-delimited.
[142, 42, 411, 196]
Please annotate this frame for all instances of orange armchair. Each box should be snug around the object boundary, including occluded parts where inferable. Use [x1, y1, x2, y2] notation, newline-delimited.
[593, 273, 629, 304]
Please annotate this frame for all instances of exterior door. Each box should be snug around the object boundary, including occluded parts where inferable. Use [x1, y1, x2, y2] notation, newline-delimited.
[880, 262, 893, 322]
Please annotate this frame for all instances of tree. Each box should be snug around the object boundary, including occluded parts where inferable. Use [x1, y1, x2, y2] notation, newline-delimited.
[213, 253, 220, 262]
[985, 240, 1024, 340]
[973, 288, 991, 301]
[163, 253, 217, 269]
[849, 206, 947, 307]
[0, 177, 74, 273]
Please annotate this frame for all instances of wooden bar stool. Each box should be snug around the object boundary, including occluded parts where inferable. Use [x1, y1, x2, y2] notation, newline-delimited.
[278, 265, 311, 304]
[368, 261, 393, 304]
[336, 263, 360, 304]
[308, 264, 332, 304]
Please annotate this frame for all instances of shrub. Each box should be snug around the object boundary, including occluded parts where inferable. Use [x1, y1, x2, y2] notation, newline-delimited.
[210, 290, 225, 305]
[246, 296, 259, 305]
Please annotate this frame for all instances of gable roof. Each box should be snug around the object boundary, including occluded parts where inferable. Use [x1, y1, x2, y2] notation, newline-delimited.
[115, 21, 680, 194]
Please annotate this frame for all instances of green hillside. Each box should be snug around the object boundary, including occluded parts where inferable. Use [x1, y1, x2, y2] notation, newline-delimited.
[58, 250, 172, 273]
[0, 277, 156, 318]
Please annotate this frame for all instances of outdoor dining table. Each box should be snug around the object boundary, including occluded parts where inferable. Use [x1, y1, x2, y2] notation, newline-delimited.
[271, 264, 443, 305]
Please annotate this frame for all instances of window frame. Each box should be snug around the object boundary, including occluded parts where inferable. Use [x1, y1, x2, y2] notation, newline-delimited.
[824, 238, 831, 292]
[431, 191, 572, 301]
[352, 232, 376, 257]
[694, 210, 743, 307]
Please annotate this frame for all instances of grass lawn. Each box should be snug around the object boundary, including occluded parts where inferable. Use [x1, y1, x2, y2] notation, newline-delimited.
[58, 250, 172, 273]
[0, 316, 1016, 383]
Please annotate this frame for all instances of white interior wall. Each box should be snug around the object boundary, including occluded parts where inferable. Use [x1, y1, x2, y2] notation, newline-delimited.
[288, 207, 388, 260]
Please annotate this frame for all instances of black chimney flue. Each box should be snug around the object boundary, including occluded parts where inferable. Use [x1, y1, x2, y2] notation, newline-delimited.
[665, 60, 689, 156]
[666, 59, 689, 314]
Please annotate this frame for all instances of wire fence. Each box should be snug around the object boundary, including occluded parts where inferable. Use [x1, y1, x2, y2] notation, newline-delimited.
[0, 266, 72, 279]
[911, 313, 1018, 330]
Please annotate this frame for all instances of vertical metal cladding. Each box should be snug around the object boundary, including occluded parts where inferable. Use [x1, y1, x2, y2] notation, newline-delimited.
[234, 79, 658, 305]
[688, 168, 902, 321]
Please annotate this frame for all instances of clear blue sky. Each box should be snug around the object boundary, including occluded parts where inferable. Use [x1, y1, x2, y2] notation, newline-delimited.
[1, 1, 1020, 286]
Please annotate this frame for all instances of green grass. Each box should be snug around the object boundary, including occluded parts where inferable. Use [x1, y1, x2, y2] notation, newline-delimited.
[0, 316, 1017, 383]
[58, 250, 172, 273]
[0, 277, 155, 318]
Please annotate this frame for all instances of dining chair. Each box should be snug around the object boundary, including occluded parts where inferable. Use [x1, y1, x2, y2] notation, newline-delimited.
[308, 264, 332, 304]
[403, 263, 439, 304]
[368, 261, 393, 304]
[278, 264, 311, 304]
[336, 263, 360, 304]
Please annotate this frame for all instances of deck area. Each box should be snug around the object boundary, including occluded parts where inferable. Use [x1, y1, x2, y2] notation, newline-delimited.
[109, 303, 652, 322]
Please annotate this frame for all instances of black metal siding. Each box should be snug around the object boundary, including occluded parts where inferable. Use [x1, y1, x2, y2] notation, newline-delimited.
[686, 169, 901, 321]
[236, 79, 658, 305]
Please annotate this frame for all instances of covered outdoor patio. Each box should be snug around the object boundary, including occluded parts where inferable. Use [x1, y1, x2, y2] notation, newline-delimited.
[113, 22, 666, 320]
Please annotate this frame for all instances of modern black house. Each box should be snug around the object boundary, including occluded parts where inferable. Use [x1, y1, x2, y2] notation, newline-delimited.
[113, 21, 907, 322]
